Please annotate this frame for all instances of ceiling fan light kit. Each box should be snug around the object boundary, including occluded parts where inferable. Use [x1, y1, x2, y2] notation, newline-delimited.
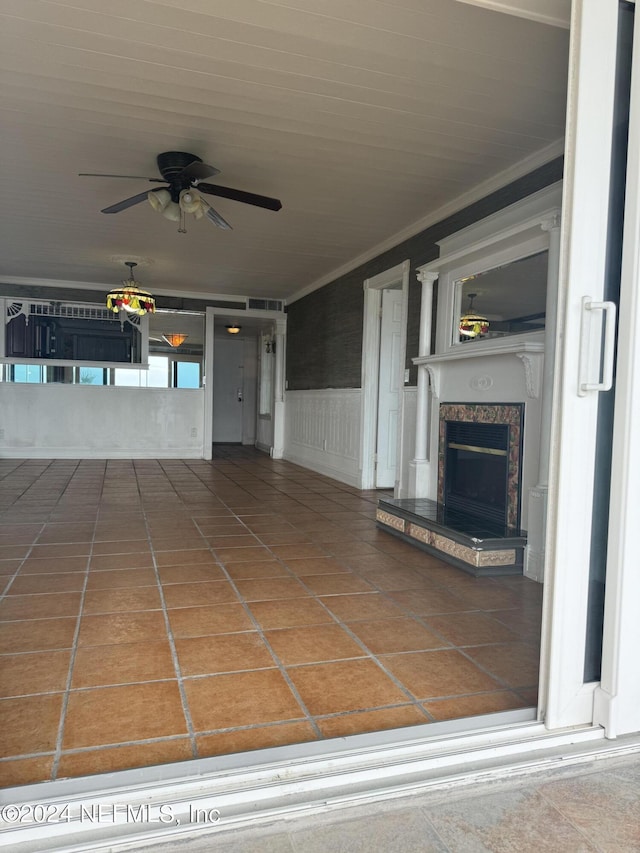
[81, 151, 282, 232]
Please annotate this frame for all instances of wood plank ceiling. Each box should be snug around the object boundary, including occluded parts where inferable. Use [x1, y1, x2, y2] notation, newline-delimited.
[0, 0, 570, 302]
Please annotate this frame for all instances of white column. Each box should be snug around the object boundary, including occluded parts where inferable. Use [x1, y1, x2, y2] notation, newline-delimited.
[409, 270, 437, 496]
[270, 319, 287, 459]
[524, 213, 561, 582]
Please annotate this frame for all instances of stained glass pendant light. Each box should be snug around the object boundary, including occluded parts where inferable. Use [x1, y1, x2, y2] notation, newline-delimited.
[106, 262, 156, 316]
[162, 333, 188, 348]
[459, 292, 489, 339]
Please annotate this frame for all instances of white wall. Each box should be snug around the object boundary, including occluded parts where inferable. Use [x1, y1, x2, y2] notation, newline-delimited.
[284, 389, 362, 487]
[0, 384, 205, 458]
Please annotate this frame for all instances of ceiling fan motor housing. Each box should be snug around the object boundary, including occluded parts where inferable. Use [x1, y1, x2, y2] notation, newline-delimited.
[157, 151, 201, 200]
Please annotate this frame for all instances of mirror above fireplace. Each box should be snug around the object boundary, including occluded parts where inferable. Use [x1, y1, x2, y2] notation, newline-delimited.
[454, 250, 548, 346]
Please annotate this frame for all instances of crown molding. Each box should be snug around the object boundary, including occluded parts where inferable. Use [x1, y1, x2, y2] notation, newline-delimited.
[287, 138, 565, 305]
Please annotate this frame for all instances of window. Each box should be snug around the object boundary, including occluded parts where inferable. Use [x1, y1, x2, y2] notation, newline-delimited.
[174, 361, 200, 389]
[11, 364, 46, 383]
[114, 356, 169, 387]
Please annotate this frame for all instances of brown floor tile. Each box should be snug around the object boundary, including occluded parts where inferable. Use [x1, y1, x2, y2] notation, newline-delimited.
[348, 618, 449, 654]
[7, 573, 85, 595]
[321, 593, 406, 622]
[0, 693, 63, 758]
[91, 539, 151, 556]
[28, 543, 92, 559]
[0, 560, 22, 576]
[317, 705, 430, 738]
[94, 526, 148, 542]
[177, 632, 275, 676]
[78, 611, 167, 647]
[90, 553, 154, 571]
[387, 588, 470, 616]
[327, 542, 381, 557]
[63, 681, 188, 749]
[196, 721, 317, 758]
[213, 546, 274, 564]
[154, 549, 219, 567]
[149, 537, 208, 552]
[449, 583, 522, 611]
[248, 598, 335, 630]
[0, 649, 71, 697]
[163, 581, 240, 609]
[19, 556, 88, 574]
[0, 592, 82, 621]
[168, 603, 254, 637]
[224, 560, 289, 580]
[57, 738, 193, 780]
[269, 544, 331, 561]
[206, 535, 261, 548]
[424, 611, 520, 647]
[37, 524, 96, 543]
[234, 577, 311, 602]
[301, 574, 375, 596]
[0, 617, 77, 653]
[254, 532, 312, 546]
[381, 649, 502, 700]
[356, 568, 432, 591]
[71, 639, 176, 687]
[184, 669, 306, 731]
[0, 755, 54, 788]
[85, 568, 157, 590]
[0, 545, 31, 560]
[0, 524, 43, 542]
[157, 564, 226, 584]
[423, 690, 529, 721]
[82, 587, 162, 614]
[463, 643, 541, 688]
[282, 557, 348, 576]
[265, 624, 366, 666]
[287, 659, 410, 716]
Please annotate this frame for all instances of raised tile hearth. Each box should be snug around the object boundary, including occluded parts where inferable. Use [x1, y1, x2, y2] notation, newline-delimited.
[377, 498, 526, 577]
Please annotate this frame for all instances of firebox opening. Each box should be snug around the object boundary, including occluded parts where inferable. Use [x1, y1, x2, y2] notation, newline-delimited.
[445, 421, 511, 526]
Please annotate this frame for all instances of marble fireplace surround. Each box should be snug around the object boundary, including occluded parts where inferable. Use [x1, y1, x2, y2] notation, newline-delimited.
[438, 402, 525, 531]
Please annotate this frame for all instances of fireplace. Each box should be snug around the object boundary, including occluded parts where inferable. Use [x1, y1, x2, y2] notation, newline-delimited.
[438, 403, 524, 532]
[444, 421, 510, 525]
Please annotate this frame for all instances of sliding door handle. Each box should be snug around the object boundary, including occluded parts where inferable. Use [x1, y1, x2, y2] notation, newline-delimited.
[578, 297, 617, 396]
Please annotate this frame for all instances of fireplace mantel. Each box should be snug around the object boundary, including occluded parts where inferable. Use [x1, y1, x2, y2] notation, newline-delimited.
[413, 338, 544, 399]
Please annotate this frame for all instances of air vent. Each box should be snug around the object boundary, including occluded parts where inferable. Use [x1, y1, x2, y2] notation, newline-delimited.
[247, 298, 284, 312]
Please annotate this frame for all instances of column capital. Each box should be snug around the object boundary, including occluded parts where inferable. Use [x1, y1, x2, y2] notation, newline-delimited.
[541, 211, 562, 232]
[416, 269, 439, 285]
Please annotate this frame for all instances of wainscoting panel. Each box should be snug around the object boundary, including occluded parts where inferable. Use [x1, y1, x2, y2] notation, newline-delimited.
[284, 389, 362, 487]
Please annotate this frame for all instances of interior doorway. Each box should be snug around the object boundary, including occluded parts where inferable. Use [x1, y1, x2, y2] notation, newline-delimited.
[375, 288, 404, 487]
[212, 335, 245, 442]
[361, 260, 410, 492]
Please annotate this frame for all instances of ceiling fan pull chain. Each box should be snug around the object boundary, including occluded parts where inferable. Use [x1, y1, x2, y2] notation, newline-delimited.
[178, 209, 187, 234]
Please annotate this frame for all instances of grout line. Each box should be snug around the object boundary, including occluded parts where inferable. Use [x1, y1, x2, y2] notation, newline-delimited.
[49, 459, 98, 782]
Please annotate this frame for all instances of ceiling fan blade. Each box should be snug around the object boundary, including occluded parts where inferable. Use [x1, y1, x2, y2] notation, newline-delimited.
[180, 161, 220, 183]
[79, 172, 168, 183]
[197, 182, 282, 211]
[101, 189, 158, 214]
[202, 201, 233, 230]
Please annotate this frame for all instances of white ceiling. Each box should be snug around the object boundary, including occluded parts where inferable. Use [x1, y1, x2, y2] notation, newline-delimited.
[0, 0, 570, 305]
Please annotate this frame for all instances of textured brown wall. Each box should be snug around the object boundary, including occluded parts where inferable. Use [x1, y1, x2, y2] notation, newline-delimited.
[286, 158, 563, 391]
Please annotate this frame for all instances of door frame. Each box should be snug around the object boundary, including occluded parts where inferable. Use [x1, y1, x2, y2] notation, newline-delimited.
[360, 260, 410, 491]
[204, 307, 286, 459]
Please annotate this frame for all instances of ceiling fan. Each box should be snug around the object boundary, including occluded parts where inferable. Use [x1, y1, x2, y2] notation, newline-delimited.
[79, 151, 282, 232]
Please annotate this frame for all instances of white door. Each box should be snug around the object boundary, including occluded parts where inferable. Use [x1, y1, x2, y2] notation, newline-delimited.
[376, 288, 403, 488]
[212, 337, 244, 442]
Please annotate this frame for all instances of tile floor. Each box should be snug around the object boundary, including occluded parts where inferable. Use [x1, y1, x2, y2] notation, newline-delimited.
[0, 448, 543, 789]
